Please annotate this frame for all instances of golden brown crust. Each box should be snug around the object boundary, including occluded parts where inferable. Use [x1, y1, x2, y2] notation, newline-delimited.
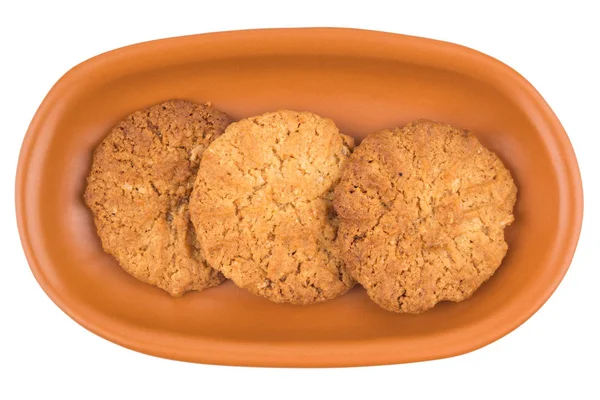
[84, 100, 232, 296]
[334, 120, 517, 313]
[190, 110, 355, 304]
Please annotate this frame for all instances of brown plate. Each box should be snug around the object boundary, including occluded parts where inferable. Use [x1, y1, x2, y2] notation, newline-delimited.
[16, 28, 583, 367]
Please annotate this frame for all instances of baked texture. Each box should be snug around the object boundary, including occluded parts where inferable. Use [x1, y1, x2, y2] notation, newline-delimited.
[190, 110, 355, 304]
[84, 100, 232, 296]
[334, 120, 517, 313]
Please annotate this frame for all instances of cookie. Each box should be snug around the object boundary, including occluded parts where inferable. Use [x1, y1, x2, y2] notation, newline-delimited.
[84, 100, 233, 296]
[190, 110, 355, 304]
[334, 120, 517, 313]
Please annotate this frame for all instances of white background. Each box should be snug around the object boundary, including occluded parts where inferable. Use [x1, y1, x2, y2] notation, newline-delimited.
[1, 1, 598, 398]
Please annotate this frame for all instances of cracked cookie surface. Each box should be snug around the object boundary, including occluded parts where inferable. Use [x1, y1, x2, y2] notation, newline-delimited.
[84, 100, 232, 296]
[334, 120, 517, 313]
[190, 110, 355, 304]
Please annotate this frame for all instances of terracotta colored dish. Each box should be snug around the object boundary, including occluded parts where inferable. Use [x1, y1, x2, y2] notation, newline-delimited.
[16, 28, 583, 367]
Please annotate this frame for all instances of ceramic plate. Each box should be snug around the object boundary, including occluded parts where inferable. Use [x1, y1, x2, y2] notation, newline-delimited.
[16, 28, 583, 367]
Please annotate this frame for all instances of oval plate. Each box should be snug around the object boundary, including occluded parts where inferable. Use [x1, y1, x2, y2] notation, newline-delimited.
[16, 28, 583, 367]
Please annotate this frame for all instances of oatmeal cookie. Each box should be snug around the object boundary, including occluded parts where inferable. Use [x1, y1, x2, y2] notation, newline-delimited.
[190, 110, 355, 304]
[84, 100, 232, 296]
[334, 120, 517, 313]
